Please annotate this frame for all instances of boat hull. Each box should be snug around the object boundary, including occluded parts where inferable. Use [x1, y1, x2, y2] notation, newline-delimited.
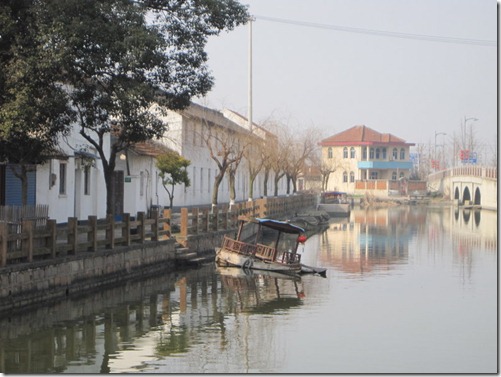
[317, 203, 351, 217]
[215, 248, 301, 275]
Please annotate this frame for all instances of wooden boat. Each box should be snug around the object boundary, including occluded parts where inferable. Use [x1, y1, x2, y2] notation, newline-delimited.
[317, 191, 351, 217]
[289, 210, 330, 232]
[215, 216, 326, 276]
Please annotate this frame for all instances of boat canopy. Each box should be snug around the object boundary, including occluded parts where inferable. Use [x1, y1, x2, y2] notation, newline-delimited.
[253, 218, 305, 234]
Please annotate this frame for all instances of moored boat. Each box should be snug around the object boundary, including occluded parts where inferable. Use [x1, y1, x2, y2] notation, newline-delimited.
[317, 191, 351, 217]
[215, 216, 326, 276]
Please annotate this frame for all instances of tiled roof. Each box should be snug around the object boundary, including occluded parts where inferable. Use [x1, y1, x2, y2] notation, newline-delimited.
[129, 140, 173, 157]
[319, 125, 412, 146]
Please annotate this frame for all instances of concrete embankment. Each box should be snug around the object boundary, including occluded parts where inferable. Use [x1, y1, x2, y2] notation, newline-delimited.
[0, 237, 210, 315]
[0, 194, 318, 314]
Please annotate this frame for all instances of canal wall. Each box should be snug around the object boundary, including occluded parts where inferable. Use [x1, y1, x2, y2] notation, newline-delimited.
[0, 239, 178, 314]
[0, 194, 317, 314]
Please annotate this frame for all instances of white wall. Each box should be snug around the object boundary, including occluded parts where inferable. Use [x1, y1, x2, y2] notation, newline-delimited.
[36, 128, 108, 223]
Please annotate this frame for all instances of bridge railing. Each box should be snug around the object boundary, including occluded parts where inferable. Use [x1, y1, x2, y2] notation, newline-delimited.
[429, 166, 497, 181]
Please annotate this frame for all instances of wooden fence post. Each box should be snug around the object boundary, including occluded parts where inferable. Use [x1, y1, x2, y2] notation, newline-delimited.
[68, 217, 77, 254]
[191, 208, 199, 235]
[0, 222, 7, 267]
[137, 212, 145, 243]
[22, 220, 34, 262]
[180, 208, 188, 238]
[123, 213, 131, 246]
[163, 209, 171, 239]
[47, 219, 57, 258]
[202, 208, 209, 233]
[88, 216, 97, 252]
[212, 207, 219, 232]
[151, 209, 159, 241]
[106, 214, 115, 249]
[221, 210, 228, 230]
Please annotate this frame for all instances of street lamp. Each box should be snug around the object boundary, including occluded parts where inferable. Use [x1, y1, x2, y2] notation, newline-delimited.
[434, 131, 446, 170]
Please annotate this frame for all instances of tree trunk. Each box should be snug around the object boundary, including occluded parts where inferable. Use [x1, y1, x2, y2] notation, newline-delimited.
[274, 173, 280, 197]
[248, 174, 256, 200]
[169, 183, 175, 209]
[263, 169, 269, 197]
[229, 171, 236, 204]
[104, 167, 115, 216]
[211, 172, 225, 207]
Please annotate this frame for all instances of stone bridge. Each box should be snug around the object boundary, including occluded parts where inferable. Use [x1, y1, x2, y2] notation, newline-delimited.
[428, 166, 497, 211]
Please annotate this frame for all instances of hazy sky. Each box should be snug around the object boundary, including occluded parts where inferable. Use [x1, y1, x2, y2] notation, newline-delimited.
[196, 0, 497, 153]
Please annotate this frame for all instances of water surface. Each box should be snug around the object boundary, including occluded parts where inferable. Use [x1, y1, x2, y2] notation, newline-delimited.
[0, 205, 497, 373]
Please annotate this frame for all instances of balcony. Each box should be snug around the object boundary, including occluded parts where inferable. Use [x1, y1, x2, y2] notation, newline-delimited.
[357, 160, 413, 170]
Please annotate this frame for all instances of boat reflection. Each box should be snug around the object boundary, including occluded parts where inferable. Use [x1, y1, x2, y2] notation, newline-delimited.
[216, 266, 305, 314]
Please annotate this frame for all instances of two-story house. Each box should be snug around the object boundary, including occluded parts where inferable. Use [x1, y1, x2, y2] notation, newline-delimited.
[319, 125, 415, 195]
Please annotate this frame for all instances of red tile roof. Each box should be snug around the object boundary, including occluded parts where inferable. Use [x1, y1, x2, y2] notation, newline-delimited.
[319, 125, 413, 146]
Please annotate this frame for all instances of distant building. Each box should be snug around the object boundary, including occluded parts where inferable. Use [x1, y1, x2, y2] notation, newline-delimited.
[319, 125, 416, 195]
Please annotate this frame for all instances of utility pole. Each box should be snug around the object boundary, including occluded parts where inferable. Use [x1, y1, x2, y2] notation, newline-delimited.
[248, 16, 255, 132]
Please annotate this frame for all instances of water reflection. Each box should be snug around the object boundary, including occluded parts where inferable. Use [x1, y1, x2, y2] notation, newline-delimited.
[216, 267, 305, 314]
[0, 205, 496, 373]
[0, 264, 307, 373]
[311, 206, 497, 279]
[316, 206, 424, 276]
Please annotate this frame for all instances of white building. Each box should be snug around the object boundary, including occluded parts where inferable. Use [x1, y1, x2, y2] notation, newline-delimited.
[1, 103, 288, 223]
[35, 128, 108, 222]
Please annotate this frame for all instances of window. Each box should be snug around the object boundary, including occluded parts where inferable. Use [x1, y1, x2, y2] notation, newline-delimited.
[59, 162, 66, 195]
[392, 148, 398, 160]
[84, 166, 91, 195]
[343, 147, 348, 158]
[350, 147, 355, 158]
[362, 147, 367, 160]
[328, 147, 333, 159]
[343, 172, 348, 182]
[370, 171, 378, 180]
[399, 172, 405, 179]
[400, 148, 405, 160]
[369, 148, 374, 159]
[382, 148, 387, 159]
[375, 148, 380, 159]
[350, 171, 355, 182]
[392, 171, 397, 180]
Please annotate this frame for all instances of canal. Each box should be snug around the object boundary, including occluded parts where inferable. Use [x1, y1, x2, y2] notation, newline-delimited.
[0, 205, 497, 373]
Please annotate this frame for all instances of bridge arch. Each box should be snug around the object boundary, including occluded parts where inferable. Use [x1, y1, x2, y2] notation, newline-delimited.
[474, 187, 481, 205]
[462, 186, 471, 204]
[454, 187, 460, 201]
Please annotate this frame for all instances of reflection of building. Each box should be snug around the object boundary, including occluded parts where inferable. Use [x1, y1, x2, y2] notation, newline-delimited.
[319, 208, 419, 274]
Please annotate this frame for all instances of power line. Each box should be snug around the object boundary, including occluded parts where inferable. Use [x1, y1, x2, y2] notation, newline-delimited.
[254, 15, 496, 47]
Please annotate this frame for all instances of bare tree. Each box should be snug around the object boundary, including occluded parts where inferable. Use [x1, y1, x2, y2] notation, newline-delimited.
[202, 120, 251, 209]
[283, 128, 318, 194]
[244, 138, 265, 201]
